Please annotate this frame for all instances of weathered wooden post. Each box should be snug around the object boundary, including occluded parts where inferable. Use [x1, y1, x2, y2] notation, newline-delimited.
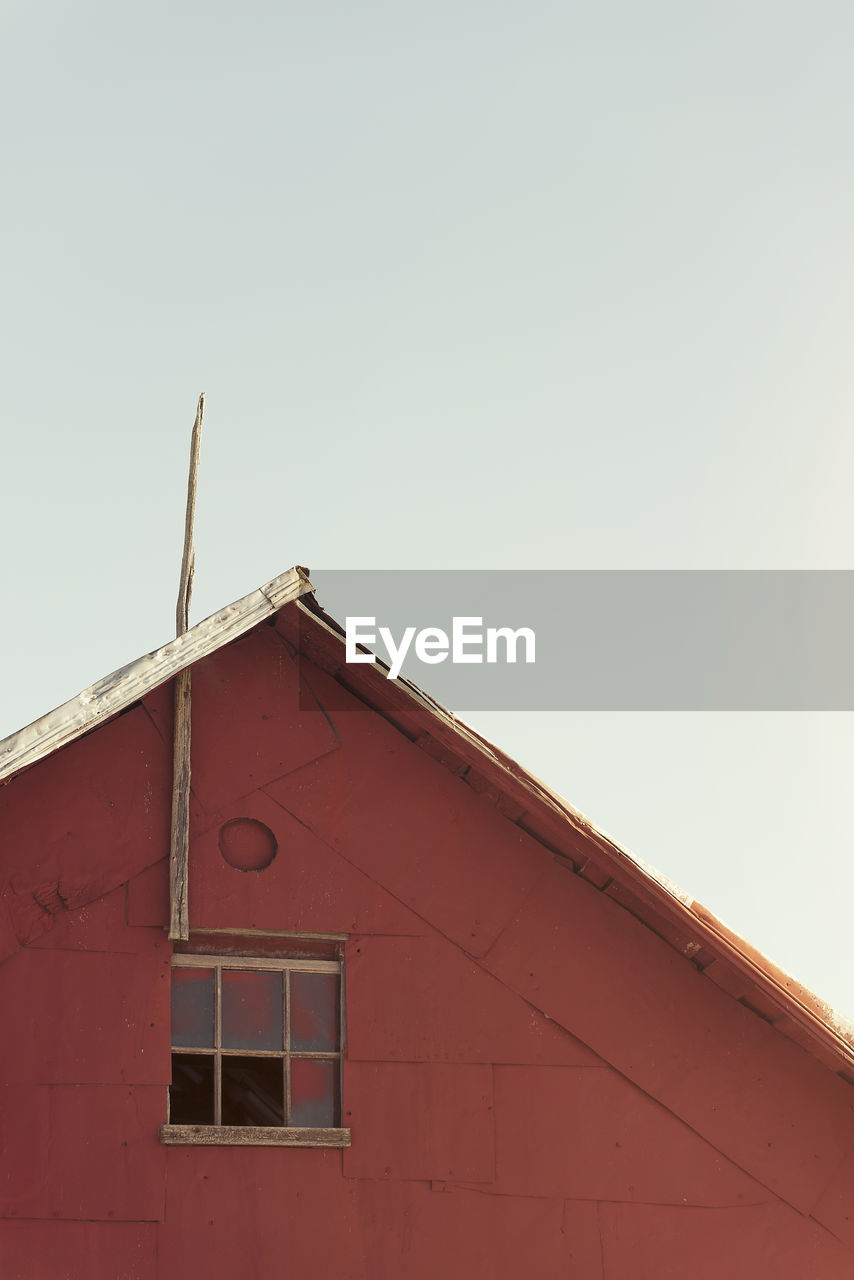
[169, 392, 204, 941]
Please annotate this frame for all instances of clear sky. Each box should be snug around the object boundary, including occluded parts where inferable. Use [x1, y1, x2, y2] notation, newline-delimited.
[2, 3, 853, 1013]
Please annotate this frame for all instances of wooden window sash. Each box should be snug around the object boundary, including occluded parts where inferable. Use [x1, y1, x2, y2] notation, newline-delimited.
[172, 954, 339, 974]
[168, 954, 343, 1138]
[214, 965, 222, 1125]
[167, 1047, 340, 1059]
[284, 967, 292, 1125]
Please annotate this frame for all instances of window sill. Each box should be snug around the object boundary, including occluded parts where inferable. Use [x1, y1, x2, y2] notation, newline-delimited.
[160, 1124, 351, 1148]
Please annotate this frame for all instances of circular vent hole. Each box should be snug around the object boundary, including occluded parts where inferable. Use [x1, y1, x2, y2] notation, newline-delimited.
[218, 818, 278, 872]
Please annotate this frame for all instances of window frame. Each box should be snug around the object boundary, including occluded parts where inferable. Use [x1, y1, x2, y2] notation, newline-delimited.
[161, 950, 350, 1148]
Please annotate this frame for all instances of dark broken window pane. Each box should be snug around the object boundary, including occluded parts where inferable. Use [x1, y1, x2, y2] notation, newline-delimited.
[290, 1058, 338, 1128]
[290, 972, 339, 1052]
[221, 1057, 285, 1126]
[221, 970, 283, 1051]
[170, 1054, 215, 1124]
[171, 968, 215, 1049]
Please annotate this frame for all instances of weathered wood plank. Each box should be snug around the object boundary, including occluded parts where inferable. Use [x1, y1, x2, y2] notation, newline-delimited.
[172, 953, 340, 972]
[175, 393, 204, 636]
[168, 396, 204, 942]
[160, 1124, 351, 1147]
[168, 667, 192, 941]
[0, 567, 314, 782]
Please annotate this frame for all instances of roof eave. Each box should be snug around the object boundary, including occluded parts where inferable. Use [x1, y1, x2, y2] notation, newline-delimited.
[0, 566, 314, 784]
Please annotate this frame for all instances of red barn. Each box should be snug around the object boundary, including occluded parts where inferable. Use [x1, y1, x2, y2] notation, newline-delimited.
[1, 566, 853, 1278]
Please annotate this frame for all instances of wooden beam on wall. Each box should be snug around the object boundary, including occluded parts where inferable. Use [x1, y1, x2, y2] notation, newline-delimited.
[169, 393, 204, 941]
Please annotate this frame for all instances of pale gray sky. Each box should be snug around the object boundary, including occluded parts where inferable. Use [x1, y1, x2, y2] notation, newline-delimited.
[2, 3, 853, 1012]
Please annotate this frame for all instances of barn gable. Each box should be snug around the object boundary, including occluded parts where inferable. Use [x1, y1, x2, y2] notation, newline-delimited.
[1, 571, 854, 1277]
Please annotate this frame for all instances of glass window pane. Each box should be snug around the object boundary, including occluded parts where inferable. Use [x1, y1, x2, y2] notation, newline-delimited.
[290, 972, 339, 1052]
[170, 1053, 215, 1124]
[171, 968, 214, 1048]
[290, 1058, 338, 1128]
[221, 1057, 285, 1126]
[222, 970, 283, 1051]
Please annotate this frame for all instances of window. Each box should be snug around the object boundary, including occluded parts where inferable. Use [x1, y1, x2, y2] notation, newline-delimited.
[160, 948, 350, 1147]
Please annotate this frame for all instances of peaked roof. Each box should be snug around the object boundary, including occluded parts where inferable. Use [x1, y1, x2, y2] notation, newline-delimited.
[2, 566, 852, 1079]
[0, 566, 313, 782]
